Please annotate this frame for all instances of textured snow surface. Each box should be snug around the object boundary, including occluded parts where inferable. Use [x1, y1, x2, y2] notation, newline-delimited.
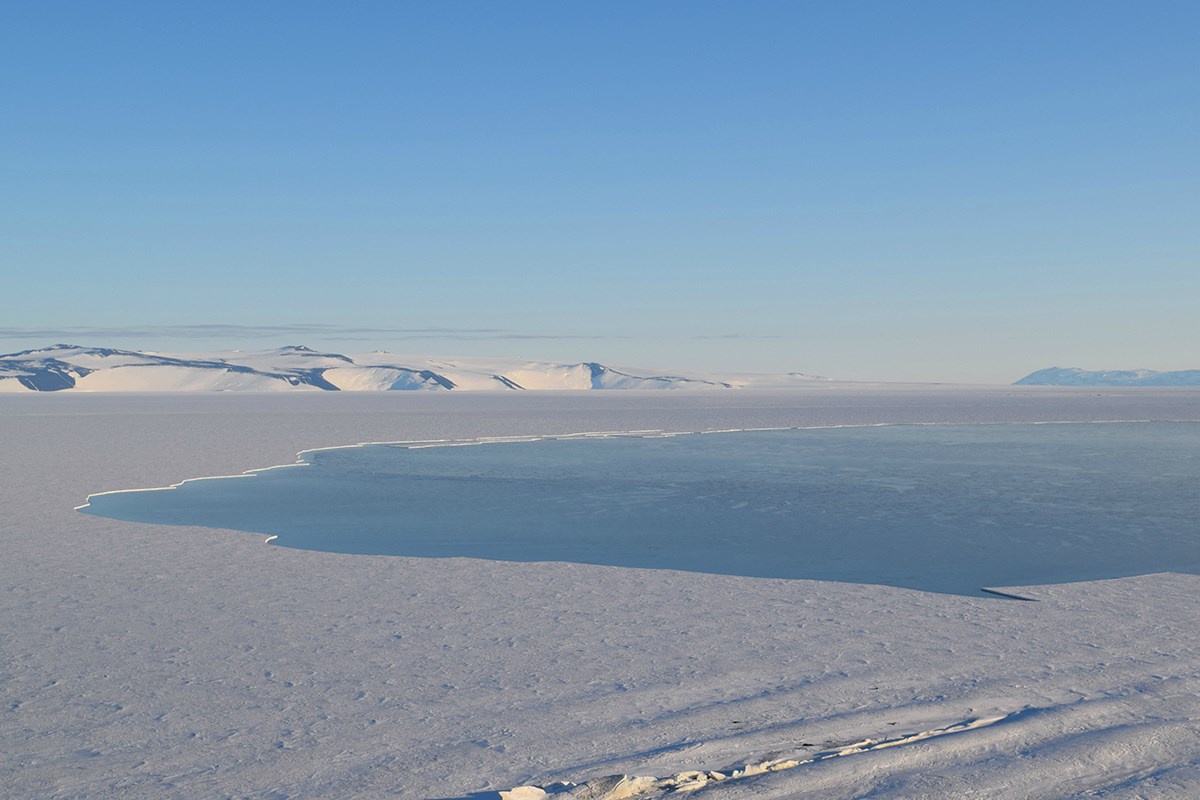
[3, 387, 1200, 799]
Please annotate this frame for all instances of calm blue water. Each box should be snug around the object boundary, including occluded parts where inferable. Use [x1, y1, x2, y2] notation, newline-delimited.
[80, 423, 1200, 596]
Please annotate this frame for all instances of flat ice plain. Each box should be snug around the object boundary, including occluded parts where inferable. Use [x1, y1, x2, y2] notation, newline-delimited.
[4, 386, 1200, 798]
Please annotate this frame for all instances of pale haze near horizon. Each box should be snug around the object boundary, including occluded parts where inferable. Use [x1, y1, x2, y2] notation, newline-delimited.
[2, 2, 1196, 384]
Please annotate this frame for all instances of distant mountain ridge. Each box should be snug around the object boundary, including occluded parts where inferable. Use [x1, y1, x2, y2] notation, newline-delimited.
[0, 344, 826, 392]
[1015, 367, 1200, 387]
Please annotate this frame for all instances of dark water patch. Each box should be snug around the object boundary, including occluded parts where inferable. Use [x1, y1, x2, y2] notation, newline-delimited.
[78, 423, 1200, 597]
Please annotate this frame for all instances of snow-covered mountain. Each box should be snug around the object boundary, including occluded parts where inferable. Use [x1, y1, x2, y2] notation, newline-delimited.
[1015, 367, 1200, 387]
[0, 344, 826, 392]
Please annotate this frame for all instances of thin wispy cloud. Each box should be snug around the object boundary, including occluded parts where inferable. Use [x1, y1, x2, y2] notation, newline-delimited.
[0, 325, 621, 342]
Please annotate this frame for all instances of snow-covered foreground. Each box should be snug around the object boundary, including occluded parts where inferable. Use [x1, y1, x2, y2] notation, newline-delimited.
[3, 387, 1200, 799]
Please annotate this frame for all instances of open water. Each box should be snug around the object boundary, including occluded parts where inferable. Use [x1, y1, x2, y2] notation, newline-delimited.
[79, 422, 1200, 596]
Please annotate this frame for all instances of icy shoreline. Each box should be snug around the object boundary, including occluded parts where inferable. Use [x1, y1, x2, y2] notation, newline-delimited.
[75, 417, 1196, 514]
[4, 388, 1200, 798]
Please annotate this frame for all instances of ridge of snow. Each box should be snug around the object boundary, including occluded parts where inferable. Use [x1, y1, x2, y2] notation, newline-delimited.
[0, 345, 829, 393]
[501, 711, 1016, 800]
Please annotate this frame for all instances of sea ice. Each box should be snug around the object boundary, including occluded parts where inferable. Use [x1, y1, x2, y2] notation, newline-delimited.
[3, 388, 1200, 798]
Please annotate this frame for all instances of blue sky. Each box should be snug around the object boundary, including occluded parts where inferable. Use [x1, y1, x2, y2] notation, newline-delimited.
[3, 1, 1196, 382]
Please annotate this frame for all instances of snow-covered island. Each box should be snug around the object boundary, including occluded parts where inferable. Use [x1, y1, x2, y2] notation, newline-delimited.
[1015, 367, 1200, 387]
[0, 344, 826, 392]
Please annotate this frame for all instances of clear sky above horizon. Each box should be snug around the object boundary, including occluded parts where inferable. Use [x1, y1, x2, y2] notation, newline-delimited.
[3, 1, 1196, 383]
